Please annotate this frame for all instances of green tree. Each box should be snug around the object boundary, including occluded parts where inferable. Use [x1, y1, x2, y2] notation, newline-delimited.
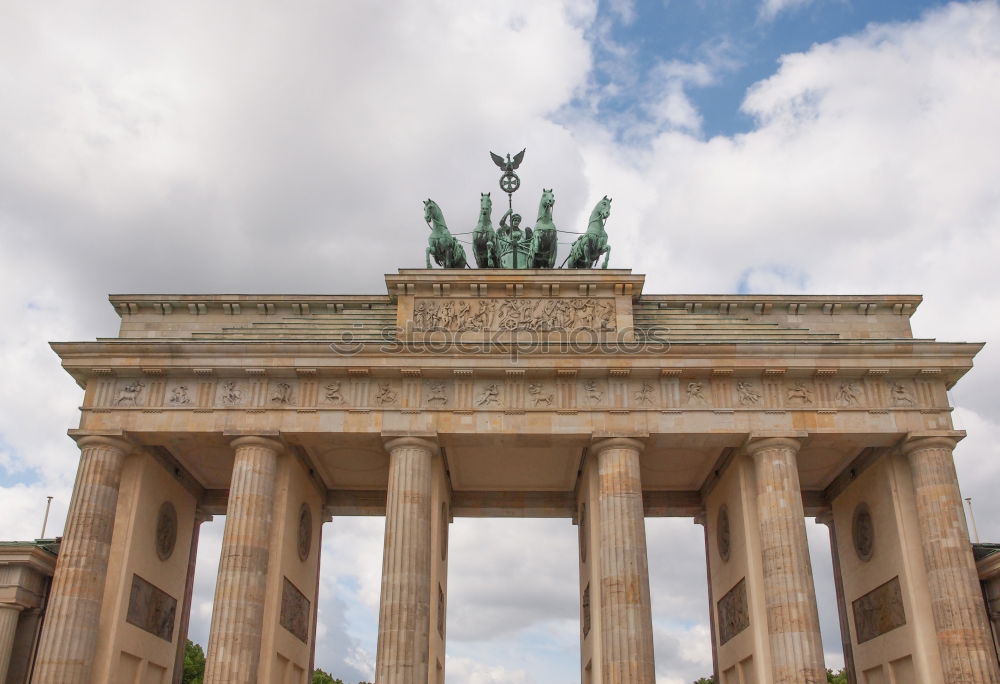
[310, 669, 340, 684]
[693, 677, 716, 684]
[181, 640, 205, 684]
[827, 667, 849, 684]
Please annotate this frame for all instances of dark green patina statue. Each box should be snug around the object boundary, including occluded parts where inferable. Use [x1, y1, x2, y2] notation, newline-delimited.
[422, 149, 612, 269]
[564, 196, 612, 269]
[424, 199, 468, 269]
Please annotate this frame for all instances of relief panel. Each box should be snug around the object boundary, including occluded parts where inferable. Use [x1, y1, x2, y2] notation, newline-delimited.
[717, 577, 750, 645]
[411, 297, 616, 333]
[852, 576, 906, 644]
[280, 576, 311, 644]
[126, 574, 177, 642]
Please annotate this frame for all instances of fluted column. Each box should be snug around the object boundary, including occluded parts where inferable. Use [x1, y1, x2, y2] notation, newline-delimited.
[902, 436, 1000, 683]
[594, 437, 655, 684]
[748, 437, 825, 684]
[376, 437, 436, 684]
[33, 435, 130, 683]
[204, 436, 281, 684]
[0, 603, 23, 683]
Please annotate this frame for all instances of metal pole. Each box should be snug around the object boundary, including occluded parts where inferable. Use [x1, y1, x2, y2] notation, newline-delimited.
[40, 496, 53, 539]
[965, 497, 981, 543]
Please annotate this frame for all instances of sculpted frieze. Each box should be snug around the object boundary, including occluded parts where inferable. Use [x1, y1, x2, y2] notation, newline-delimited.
[411, 297, 616, 333]
[91, 372, 944, 414]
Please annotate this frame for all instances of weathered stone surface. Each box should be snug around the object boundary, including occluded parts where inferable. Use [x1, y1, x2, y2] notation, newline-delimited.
[594, 437, 655, 684]
[0, 603, 23, 683]
[204, 436, 281, 684]
[749, 436, 826, 684]
[375, 437, 435, 684]
[903, 435, 1000, 683]
[33, 435, 130, 684]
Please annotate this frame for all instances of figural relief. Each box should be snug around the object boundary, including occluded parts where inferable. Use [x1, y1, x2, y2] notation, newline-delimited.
[633, 382, 655, 405]
[786, 381, 814, 405]
[717, 578, 750, 645]
[890, 382, 914, 406]
[528, 383, 554, 407]
[852, 577, 906, 643]
[168, 385, 191, 406]
[837, 382, 861, 406]
[583, 380, 604, 405]
[221, 381, 245, 406]
[115, 381, 145, 406]
[324, 381, 346, 405]
[271, 382, 293, 405]
[476, 383, 503, 408]
[426, 381, 448, 406]
[686, 382, 708, 406]
[736, 381, 761, 406]
[412, 297, 616, 333]
[375, 383, 398, 406]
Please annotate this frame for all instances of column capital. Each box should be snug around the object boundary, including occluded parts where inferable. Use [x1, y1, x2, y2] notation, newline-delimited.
[0, 603, 24, 614]
[815, 509, 834, 527]
[590, 436, 646, 454]
[229, 435, 284, 453]
[194, 507, 214, 526]
[745, 434, 805, 457]
[73, 434, 133, 454]
[900, 431, 965, 457]
[693, 510, 707, 526]
[382, 435, 439, 455]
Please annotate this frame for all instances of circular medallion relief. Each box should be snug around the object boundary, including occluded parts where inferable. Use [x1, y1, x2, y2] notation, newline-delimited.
[717, 505, 731, 563]
[853, 502, 875, 562]
[155, 501, 178, 561]
[298, 503, 312, 562]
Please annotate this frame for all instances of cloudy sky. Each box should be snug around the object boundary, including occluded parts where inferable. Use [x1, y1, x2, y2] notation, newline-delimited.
[3, 0, 1000, 682]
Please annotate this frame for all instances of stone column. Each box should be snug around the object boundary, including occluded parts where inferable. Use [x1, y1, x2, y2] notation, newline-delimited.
[204, 436, 281, 684]
[0, 603, 23, 683]
[33, 435, 131, 683]
[747, 437, 825, 684]
[902, 436, 1000, 683]
[173, 508, 213, 684]
[375, 437, 436, 684]
[593, 437, 655, 684]
[816, 511, 856, 684]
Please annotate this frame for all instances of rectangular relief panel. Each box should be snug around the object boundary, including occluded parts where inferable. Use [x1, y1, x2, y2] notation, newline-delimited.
[717, 577, 750, 645]
[125, 574, 177, 642]
[411, 297, 616, 333]
[280, 576, 311, 643]
[852, 576, 906, 644]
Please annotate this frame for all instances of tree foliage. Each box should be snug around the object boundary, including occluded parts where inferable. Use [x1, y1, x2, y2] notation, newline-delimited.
[309, 669, 372, 684]
[693, 678, 716, 684]
[182, 640, 205, 684]
[827, 668, 849, 684]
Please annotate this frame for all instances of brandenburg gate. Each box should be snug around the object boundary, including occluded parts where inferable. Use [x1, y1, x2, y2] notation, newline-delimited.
[25, 266, 998, 684]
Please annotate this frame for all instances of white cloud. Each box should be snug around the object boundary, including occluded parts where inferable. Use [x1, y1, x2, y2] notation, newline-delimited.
[759, 0, 816, 21]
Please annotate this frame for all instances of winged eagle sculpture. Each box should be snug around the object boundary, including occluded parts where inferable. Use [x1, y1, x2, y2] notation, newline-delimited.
[490, 148, 526, 176]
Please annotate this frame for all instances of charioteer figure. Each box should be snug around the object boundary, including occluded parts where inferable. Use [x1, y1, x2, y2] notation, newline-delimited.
[496, 209, 533, 269]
